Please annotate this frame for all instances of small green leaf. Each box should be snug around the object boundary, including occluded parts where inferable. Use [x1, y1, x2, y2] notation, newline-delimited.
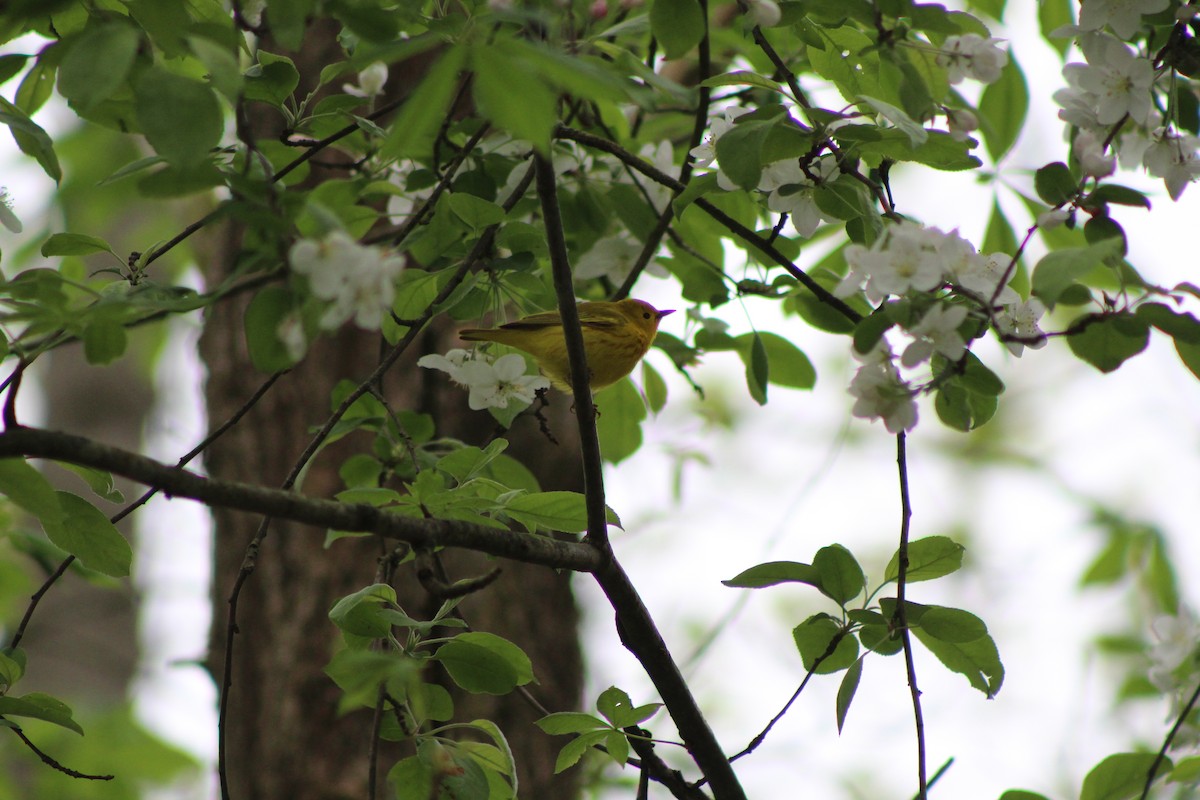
[0, 693, 83, 735]
[243, 51, 300, 107]
[650, 0, 706, 60]
[82, 318, 128, 365]
[998, 792, 1052, 800]
[1067, 313, 1150, 373]
[472, 42, 556, 154]
[537, 712, 607, 735]
[58, 20, 140, 112]
[736, 332, 816, 389]
[504, 491, 588, 533]
[244, 285, 300, 372]
[40, 232, 119, 258]
[45, 492, 132, 577]
[328, 583, 398, 637]
[1080, 752, 1165, 800]
[1135, 303, 1200, 344]
[741, 331, 769, 405]
[134, 66, 223, 166]
[978, 57, 1028, 162]
[1177, 339, 1200, 381]
[1033, 161, 1077, 206]
[1083, 184, 1151, 209]
[552, 729, 608, 773]
[723, 560, 821, 589]
[641, 360, 668, 413]
[813, 179, 871, 221]
[381, 46, 466, 161]
[859, 95, 927, 146]
[0, 459, 64, 528]
[913, 627, 1004, 697]
[595, 378, 646, 464]
[885, 536, 965, 583]
[918, 605, 988, 643]
[792, 615, 858, 674]
[715, 118, 775, 190]
[813, 544, 864, 604]
[434, 638, 521, 695]
[1031, 238, 1123, 306]
[836, 657, 864, 733]
[0, 96, 61, 182]
[447, 193, 506, 230]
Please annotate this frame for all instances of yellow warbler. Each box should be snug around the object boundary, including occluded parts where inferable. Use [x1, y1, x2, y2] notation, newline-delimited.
[460, 299, 674, 391]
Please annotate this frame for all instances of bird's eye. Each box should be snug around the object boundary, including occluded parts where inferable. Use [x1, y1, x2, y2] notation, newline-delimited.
[643, 312, 651, 319]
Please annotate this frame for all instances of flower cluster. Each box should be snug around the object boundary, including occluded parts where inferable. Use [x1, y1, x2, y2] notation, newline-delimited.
[1054, 16, 1200, 200]
[289, 230, 405, 330]
[835, 221, 1046, 432]
[418, 349, 550, 410]
[1148, 607, 1200, 750]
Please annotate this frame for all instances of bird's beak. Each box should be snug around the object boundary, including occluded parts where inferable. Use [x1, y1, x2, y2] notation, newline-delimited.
[657, 309, 675, 319]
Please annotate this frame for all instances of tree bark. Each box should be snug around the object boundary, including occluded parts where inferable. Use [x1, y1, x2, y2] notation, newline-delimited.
[200, 22, 583, 799]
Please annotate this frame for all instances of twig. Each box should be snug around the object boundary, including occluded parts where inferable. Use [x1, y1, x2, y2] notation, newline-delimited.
[893, 432, 927, 800]
[9, 723, 114, 780]
[1139, 678, 1200, 800]
[7, 555, 75, 650]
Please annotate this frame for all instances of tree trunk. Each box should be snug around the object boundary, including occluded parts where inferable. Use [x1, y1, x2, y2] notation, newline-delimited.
[201, 22, 583, 799]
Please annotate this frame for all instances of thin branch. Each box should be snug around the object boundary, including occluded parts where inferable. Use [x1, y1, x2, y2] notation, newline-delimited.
[8, 723, 114, 780]
[893, 432, 928, 800]
[533, 153, 608, 550]
[0, 427, 604, 573]
[555, 126, 862, 323]
[7, 555, 74, 650]
[1140, 677, 1200, 800]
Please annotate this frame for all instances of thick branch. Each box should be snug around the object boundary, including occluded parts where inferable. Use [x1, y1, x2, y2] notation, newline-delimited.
[0, 427, 602, 573]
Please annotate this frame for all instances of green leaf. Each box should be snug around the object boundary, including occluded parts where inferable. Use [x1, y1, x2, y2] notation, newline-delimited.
[813, 544, 864, 604]
[672, 172, 720, 217]
[134, 66, 223, 166]
[935, 378, 998, 431]
[434, 637, 522, 695]
[0, 651, 23, 692]
[552, 729, 608, 773]
[1033, 161, 1077, 206]
[537, 712, 607, 735]
[701, 70, 785, 95]
[650, 0, 705, 60]
[1031, 238, 1123, 306]
[1083, 184, 1151, 210]
[1038, 0, 1073, 57]
[42, 491, 131, 577]
[388, 755, 433, 800]
[243, 51, 300, 107]
[736, 331, 816, 389]
[0, 96, 61, 181]
[472, 42, 557, 154]
[40, 232, 120, 257]
[998, 792, 1052, 800]
[978, 57, 1027, 162]
[641, 360, 668, 413]
[383, 53, 464, 162]
[437, 440, 509, 484]
[715, 118, 775, 190]
[814, 179, 871, 221]
[859, 95, 927, 146]
[57, 20, 140, 113]
[0, 459, 64, 528]
[836, 657, 864, 733]
[0, 693, 83, 735]
[447, 193, 506, 230]
[82, 318, 128, 365]
[1080, 752, 1165, 800]
[723, 560, 821, 589]
[266, 0, 317, 50]
[913, 627, 1004, 697]
[1135, 302, 1200, 344]
[595, 378, 646, 464]
[1067, 313, 1150, 373]
[454, 632, 534, 686]
[886, 536, 966, 582]
[244, 285, 300, 372]
[792, 615, 858, 674]
[918, 605, 988, 643]
[504, 491, 588, 533]
[741, 331, 769, 405]
[1177, 339, 1200, 381]
[328, 583, 398, 638]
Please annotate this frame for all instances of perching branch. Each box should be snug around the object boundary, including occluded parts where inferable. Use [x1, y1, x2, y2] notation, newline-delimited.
[0, 426, 603, 573]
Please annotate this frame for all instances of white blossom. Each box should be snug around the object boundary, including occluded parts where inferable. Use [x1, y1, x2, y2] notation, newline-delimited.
[0, 187, 21, 234]
[746, 0, 781, 27]
[343, 62, 388, 98]
[1063, 34, 1155, 126]
[419, 350, 549, 410]
[937, 34, 1008, 84]
[1037, 208, 1072, 229]
[574, 232, 667, 283]
[1142, 130, 1200, 200]
[1149, 609, 1200, 693]
[760, 156, 837, 238]
[839, 221, 948, 301]
[848, 344, 918, 433]
[900, 303, 969, 367]
[995, 298, 1048, 356]
[689, 107, 753, 168]
[276, 313, 308, 362]
[945, 108, 979, 142]
[289, 230, 405, 330]
[1075, 129, 1117, 179]
[1079, 0, 1169, 39]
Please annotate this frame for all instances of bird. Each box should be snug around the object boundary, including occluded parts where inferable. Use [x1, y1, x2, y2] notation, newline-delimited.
[460, 298, 674, 391]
